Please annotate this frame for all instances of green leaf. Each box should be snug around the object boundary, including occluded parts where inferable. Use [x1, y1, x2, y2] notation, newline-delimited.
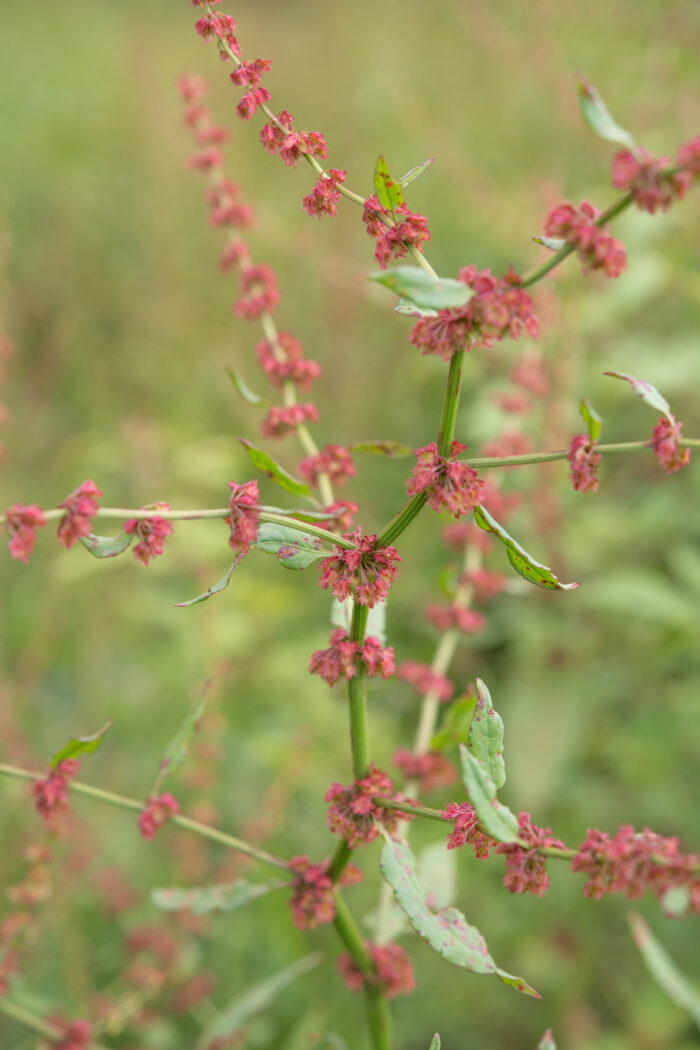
[532, 236, 567, 252]
[50, 722, 112, 768]
[579, 398, 602, 443]
[380, 835, 539, 996]
[418, 840, 457, 911]
[79, 532, 133, 558]
[628, 912, 700, 1028]
[369, 266, 474, 310]
[473, 505, 579, 591]
[398, 157, 435, 188]
[254, 521, 328, 570]
[431, 693, 477, 752]
[578, 81, 637, 151]
[240, 439, 312, 498]
[151, 878, 287, 915]
[536, 1030, 557, 1050]
[428, 1037, 441, 1050]
[604, 371, 673, 421]
[467, 679, 506, 790]
[175, 557, 243, 607]
[660, 886, 691, 919]
[195, 952, 322, 1050]
[374, 155, 405, 211]
[459, 744, 522, 844]
[259, 505, 342, 523]
[155, 694, 206, 788]
[331, 597, 387, 644]
[228, 367, 267, 406]
[394, 297, 439, 318]
[349, 439, 413, 457]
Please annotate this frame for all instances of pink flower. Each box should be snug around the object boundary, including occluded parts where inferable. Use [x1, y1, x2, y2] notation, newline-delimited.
[543, 200, 626, 278]
[495, 812, 566, 896]
[256, 333, 321, 391]
[219, 239, 247, 271]
[4, 503, 46, 562]
[318, 529, 401, 608]
[225, 480, 260, 554]
[48, 1018, 93, 1050]
[393, 749, 456, 793]
[288, 856, 362, 930]
[407, 440, 484, 516]
[650, 417, 690, 473]
[33, 760, 80, 821]
[338, 942, 415, 999]
[443, 521, 492, 554]
[677, 135, 700, 178]
[360, 636, 395, 678]
[441, 801, 493, 858]
[362, 194, 430, 269]
[194, 13, 238, 50]
[124, 509, 174, 565]
[567, 434, 601, 493]
[302, 169, 347, 218]
[611, 148, 687, 214]
[318, 500, 358, 532]
[309, 629, 394, 686]
[259, 111, 327, 167]
[57, 481, 102, 549]
[426, 603, 486, 634]
[459, 567, 506, 603]
[510, 353, 550, 396]
[299, 444, 355, 487]
[176, 73, 207, 101]
[138, 793, 180, 840]
[398, 661, 454, 702]
[229, 58, 271, 87]
[234, 264, 280, 319]
[325, 766, 405, 848]
[196, 123, 229, 145]
[206, 179, 253, 228]
[237, 86, 271, 121]
[260, 402, 319, 439]
[188, 147, 224, 170]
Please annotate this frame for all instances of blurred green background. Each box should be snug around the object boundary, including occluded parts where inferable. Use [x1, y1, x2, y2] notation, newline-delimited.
[1, 1, 700, 1048]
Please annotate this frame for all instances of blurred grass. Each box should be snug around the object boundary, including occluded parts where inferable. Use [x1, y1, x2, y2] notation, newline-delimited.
[2, 1, 700, 1049]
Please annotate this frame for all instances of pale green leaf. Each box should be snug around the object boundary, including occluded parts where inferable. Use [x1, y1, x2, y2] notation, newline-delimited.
[418, 840, 457, 911]
[468, 679, 506, 789]
[459, 744, 522, 844]
[51, 722, 112, 768]
[79, 532, 133, 558]
[398, 157, 434, 188]
[578, 81, 637, 151]
[151, 878, 287, 915]
[536, 1028, 557, 1049]
[533, 236, 567, 252]
[604, 371, 673, 420]
[254, 522, 328, 570]
[629, 912, 700, 1028]
[175, 556, 243, 607]
[579, 398, 602, 443]
[394, 297, 439, 318]
[228, 367, 267, 406]
[156, 694, 206, 787]
[474, 505, 579, 591]
[369, 266, 474, 310]
[431, 693, 477, 752]
[240, 439, 311, 498]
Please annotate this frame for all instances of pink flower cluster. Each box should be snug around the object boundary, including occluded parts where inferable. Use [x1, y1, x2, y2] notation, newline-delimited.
[287, 855, 362, 930]
[495, 812, 566, 897]
[206, 178, 253, 229]
[611, 143, 698, 214]
[440, 801, 493, 858]
[193, 11, 239, 54]
[138, 793, 180, 840]
[410, 266, 539, 361]
[406, 440, 484, 517]
[426, 602, 486, 635]
[229, 58, 272, 121]
[362, 194, 431, 269]
[651, 416, 690, 473]
[225, 480, 260, 554]
[57, 481, 102, 549]
[4, 503, 46, 563]
[48, 1018, 93, 1050]
[299, 444, 355, 488]
[543, 201, 626, 278]
[124, 508, 174, 566]
[398, 661, 454, 702]
[571, 825, 700, 913]
[33, 760, 80, 821]
[318, 529, 401, 607]
[256, 332, 321, 392]
[337, 942, 415, 999]
[303, 169, 347, 219]
[234, 263, 280, 319]
[309, 628, 395, 687]
[567, 434, 602, 493]
[261, 402, 319, 439]
[260, 110, 328, 168]
[325, 765, 406, 848]
[393, 749, 456, 793]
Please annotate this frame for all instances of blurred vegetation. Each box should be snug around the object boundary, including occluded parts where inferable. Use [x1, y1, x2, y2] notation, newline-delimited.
[1, 1, 700, 1048]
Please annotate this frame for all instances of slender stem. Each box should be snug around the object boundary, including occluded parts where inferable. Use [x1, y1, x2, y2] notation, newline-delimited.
[376, 492, 427, 548]
[333, 894, 393, 1050]
[348, 602, 371, 779]
[0, 763, 288, 872]
[327, 838, 354, 882]
[375, 797, 448, 824]
[0, 999, 111, 1050]
[437, 348, 465, 456]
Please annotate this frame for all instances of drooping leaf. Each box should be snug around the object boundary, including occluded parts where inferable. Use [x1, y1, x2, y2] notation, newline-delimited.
[459, 744, 522, 845]
[628, 913, 700, 1028]
[228, 367, 267, 406]
[536, 1029, 557, 1050]
[428, 1036, 441, 1050]
[350, 439, 413, 457]
[380, 834, 539, 996]
[418, 840, 457, 911]
[532, 236, 568, 253]
[151, 878, 287, 916]
[431, 692, 477, 752]
[50, 722, 112, 769]
[374, 155, 405, 212]
[467, 679, 506, 789]
[195, 952, 322, 1050]
[578, 81, 637, 151]
[331, 597, 387, 644]
[398, 157, 435, 189]
[240, 440, 311, 498]
[604, 371, 673, 421]
[259, 505, 343, 524]
[79, 532, 133, 559]
[394, 297, 439, 318]
[155, 693, 207, 788]
[254, 522, 328, 570]
[175, 557, 243, 607]
[579, 398, 602, 443]
[473, 505, 579, 591]
[369, 266, 474, 310]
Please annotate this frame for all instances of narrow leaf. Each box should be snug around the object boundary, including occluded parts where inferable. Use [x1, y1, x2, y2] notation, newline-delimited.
[468, 679, 506, 789]
[175, 556, 243, 607]
[50, 722, 112, 769]
[259, 505, 343, 523]
[349, 439, 413, 458]
[474, 505, 579, 591]
[374, 155, 405, 211]
[240, 439, 311, 499]
[254, 521, 328, 570]
[496, 969, 542, 998]
[431, 693, 477, 752]
[394, 297, 439, 318]
[628, 913, 700, 1028]
[532, 236, 567, 252]
[369, 266, 474, 310]
[195, 953, 322, 1050]
[228, 367, 266, 406]
[156, 693, 206, 787]
[79, 532, 133, 558]
[578, 81, 637, 151]
[428, 1037, 441, 1050]
[151, 878, 287, 915]
[604, 371, 673, 421]
[536, 1030, 557, 1050]
[459, 744, 522, 844]
[398, 157, 435, 188]
[580, 398, 602, 443]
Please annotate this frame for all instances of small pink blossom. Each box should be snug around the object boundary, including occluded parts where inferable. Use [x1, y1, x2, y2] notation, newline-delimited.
[567, 434, 602, 493]
[4, 503, 46, 562]
[338, 942, 415, 999]
[196, 123, 229, 145]
[194, 13, 238, 51]
[441, 801, 493, 858]
[206, 180, 254, 228]
[362, 194, 430, 269]
[33, 760, 80, 821]
[124, 509, 174, 565]
[219, 239, 247, 271]
[299, 444, 355, 487]
[480, 430, 533, 460]
[495, 812, 566, 896]
[611, 148, 687, 214]
[309, 629, 395, 687]
[650, 416, 690, 473]
[176, 73, 207, 101]
[510, 353, 550, 396]
[325, 766, 405, 848]
[302, 169, 347, 218]
[543, 200, 626, 278]
[398, 662, 454, 702]
[188, 147, 224, 170]
[259, 111, 327, 167]
[361, 636, 396, 678]
[234, 264, 280, 319]
[47, 1018, 93, 1050]
[57, 481, 102, 549]
[288, 856, 362, 930]
[318, 500, 358, 532]
[256, 333, 321, 391]
[426, 603, 486, 634]
[407, 440, 484, 516]
[677, 135, 700, 178]
[393, 749, 456, 793]
[496, 391, 531, 414]
[237, 86, 271, 121]
[260, 402, 319, 439]
[138, 793, 180, 840]
[318, 528, 401, 608]
[229, 58, 271, 87]
[225, 480, 260, 554]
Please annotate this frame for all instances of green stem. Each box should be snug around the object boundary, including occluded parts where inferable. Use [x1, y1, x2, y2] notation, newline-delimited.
[375, 797, 448, 824]
[376, 492, 427, 548]
[0, 998, 111, 1050]
[348, 602, 371, 779]
[333, 894, 394, 1050]
[327, 838, 354, 883]
[437, 348, 465, 456]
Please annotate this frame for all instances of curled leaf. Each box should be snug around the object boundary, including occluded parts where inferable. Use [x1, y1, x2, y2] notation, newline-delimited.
[369, 266, 474, 310]
[604, 371, 673, 421]
[175, 556, 244, 607]
[532, 236, 567, 252]
[578, 81, 637, 152]
[228, 368, 267, 406]
[474, 505, 579, 591]
[51, 722, 112, 768]
[79, 532, 133, 558]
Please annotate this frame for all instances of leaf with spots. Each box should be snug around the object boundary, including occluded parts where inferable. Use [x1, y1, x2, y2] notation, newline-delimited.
[254, 522, 328, 570]
[468, 679, 506, 789]
[459, 744, 522, 845]
[374, 155, 405, 212]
